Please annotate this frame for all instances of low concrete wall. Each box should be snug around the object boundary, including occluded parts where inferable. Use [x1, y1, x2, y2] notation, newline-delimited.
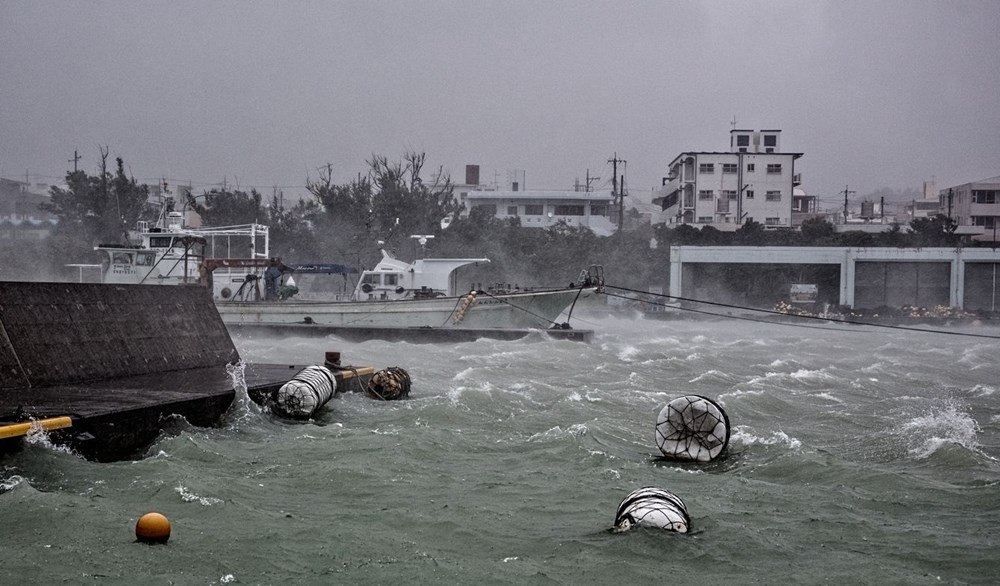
[0, 283, 238, 391]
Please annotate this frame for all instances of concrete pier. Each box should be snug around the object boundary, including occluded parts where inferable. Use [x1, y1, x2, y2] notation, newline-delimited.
[0, 283, 369, 461]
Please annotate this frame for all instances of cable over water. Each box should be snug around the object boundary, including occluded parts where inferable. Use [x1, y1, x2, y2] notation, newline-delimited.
[602, 283, 1000, 340]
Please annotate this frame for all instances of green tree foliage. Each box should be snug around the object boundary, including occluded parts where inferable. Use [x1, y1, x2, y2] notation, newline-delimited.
[186, 187, 264, 227]
[306, 152, 461, 270]
[908, 214, 959, 247]
[799, 217, 836, 243]
[40, 150, 150, 270]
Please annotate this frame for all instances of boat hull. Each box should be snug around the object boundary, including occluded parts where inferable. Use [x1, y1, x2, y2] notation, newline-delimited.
[215, 287, 595, 329]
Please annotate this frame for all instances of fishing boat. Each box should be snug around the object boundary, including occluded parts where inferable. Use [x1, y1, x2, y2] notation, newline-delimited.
[216, 248, 601, 329]
[94, 200, 601, 331]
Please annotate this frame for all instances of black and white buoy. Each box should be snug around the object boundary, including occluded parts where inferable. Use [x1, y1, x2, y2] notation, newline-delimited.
[274, 365, 337, 418]
[655, 395, 730, 462]
[613, 487, 690, 533]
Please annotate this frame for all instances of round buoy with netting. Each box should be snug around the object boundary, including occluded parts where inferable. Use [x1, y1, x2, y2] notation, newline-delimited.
[366, 367, 411, 401]
[613, 487, 689, 533]
[655, 395, 730, 462]
[274, 365, 337, 418]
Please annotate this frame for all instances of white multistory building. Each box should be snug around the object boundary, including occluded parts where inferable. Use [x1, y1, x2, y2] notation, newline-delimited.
[456, 164, 617, 235]
[653, 129, 805, 230]
[941, 175, 1000, 243]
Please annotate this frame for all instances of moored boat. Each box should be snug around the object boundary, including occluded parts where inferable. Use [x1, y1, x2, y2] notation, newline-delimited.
[94, 199, 601, 331]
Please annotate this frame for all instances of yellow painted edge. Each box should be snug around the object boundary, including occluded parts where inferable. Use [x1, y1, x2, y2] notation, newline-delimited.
[336, 367, 375, 380]
[0, 416, 73, 440]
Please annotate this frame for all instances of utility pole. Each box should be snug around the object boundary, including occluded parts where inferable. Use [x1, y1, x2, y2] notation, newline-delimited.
[609, 153, 626, 232]
[842, 185, 856, 224]
[68, 150, 82, 173]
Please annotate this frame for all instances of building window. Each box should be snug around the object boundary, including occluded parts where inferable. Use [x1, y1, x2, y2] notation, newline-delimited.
[716, 198, 730, 213]
[745, 190, 755, 199]
[699, 163, 714, 174]
[763, 135, 777, 147]
[554, 205, 585, 216]
[507, 206, 518, 216]
[766, 191, 782, 201]
[765, 217, 782, 225]
[697, 216, 713, 223]
[698, 190, 714, 200]
[591, 205, 607, 216]
[524, 204, 543, 215]
[737, 135, 750, 147]
[972, 190, 997, 204]
[746, 163, 755, 172]
[972, 216, 997, 229]
[721, 190, 737, 199]
[722, 163, 738, 174]
[767, 163, 782, 174]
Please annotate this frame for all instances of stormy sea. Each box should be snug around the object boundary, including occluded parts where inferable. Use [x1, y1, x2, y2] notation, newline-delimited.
[2, 314, 998, 585]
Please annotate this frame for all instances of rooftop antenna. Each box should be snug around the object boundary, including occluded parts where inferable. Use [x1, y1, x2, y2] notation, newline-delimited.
[731, 115, 737, 130]
[69, 149, 82, 173]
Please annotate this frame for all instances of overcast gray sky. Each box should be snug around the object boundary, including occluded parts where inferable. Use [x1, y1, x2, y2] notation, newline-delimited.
[2, 0, 998, 209]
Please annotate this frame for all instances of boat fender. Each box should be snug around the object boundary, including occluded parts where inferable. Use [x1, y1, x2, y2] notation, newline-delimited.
[366, 367, 411, 401]
[453, 291, 477, 324]
[655, 395, 730, 462]
[274, 365, 337, 419]
[613, 487, 689, 533]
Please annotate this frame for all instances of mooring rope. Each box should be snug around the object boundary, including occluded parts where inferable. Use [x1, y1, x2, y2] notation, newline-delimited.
[602, 284, 1000, 340]
[475, 288, 564, 328]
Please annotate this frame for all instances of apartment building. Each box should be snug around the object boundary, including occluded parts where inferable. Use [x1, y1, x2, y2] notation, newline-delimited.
[941, 175, 1000, 243]
[654, 129, 803, 230]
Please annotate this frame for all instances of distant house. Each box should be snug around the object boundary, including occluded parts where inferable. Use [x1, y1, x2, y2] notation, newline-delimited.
[464, 188, 616, 236]
[941, 175, 1000, 243]
[455, 164, 617, 235]
[0, 177, 57, 240]
[653, 129, 805, 230]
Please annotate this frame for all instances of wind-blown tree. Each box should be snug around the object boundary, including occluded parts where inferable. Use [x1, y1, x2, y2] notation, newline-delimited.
[186, 187, 265, 227]
[40, 150, 150, 271]
[306, 165, 376, 268]
[366, 152, 461, 247]
[307, 152, 462, 269]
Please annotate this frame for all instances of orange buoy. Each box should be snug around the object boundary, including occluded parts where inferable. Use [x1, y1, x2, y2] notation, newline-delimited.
[135, 512, 171, 544]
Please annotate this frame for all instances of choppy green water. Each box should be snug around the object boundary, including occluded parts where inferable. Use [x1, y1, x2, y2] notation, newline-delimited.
[3, 316, 999, 585]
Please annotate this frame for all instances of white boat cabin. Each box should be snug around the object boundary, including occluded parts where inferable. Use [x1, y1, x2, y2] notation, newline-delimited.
[353, 249, 489, 301]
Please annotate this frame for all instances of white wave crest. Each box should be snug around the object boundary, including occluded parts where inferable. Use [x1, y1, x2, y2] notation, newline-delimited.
[732, 427, 802, 449]
[789, 368, 835, 381]
[175, 484, 223, 506]
[618, 346, 640, 362]
[901, 405, 983, 459]
[528, 423, 589, 442]
[25, 424, 75, 455]
[1, 475, 27, 493]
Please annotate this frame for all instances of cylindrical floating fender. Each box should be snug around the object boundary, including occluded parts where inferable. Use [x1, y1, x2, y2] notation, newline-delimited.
[366, 367, 411, 401]
[655, 395, 730, 462]
[274, 365, 337, 418]
[613, 487, 689, 533]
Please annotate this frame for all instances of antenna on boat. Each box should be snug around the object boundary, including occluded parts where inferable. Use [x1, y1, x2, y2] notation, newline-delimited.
[410, 234, 434, 258]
